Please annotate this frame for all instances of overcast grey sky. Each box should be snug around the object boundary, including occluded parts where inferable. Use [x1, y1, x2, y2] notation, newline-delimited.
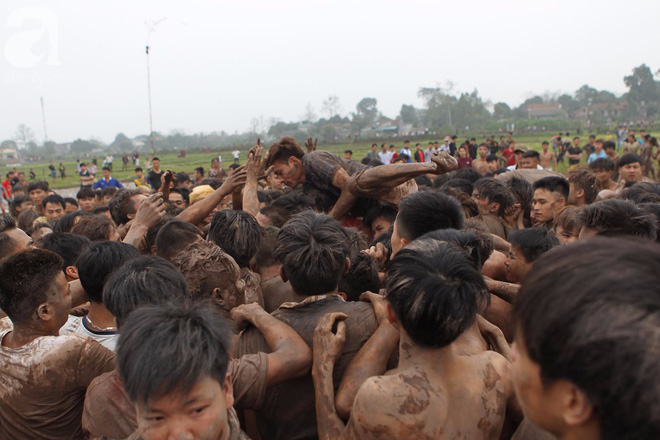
[1, 0, 659, 144]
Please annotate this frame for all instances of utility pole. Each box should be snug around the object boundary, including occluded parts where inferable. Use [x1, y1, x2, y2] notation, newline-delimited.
[146, 45, 154, 156]
[40, 96, 48, 142]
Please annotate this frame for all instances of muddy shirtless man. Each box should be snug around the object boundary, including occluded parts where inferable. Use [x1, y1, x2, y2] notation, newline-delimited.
[539, 141, 557, 171]
[472, 143, 491, 175]
[312, 239, 516, 440]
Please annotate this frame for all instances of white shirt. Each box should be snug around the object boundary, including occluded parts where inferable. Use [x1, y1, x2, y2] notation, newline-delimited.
[59, 315, 118, 352]
[232, 150, 240, 159]
[378, 151, 393, 164]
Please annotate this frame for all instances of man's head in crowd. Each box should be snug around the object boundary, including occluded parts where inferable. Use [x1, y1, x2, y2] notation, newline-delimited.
[151, 157, 161, 172]
[567, 169, 597, 207]
[603, 140, 617, 158]
[472, 178, 515, 218]
[385, 239, 486, 348]
[168, 188, 190, 210]
[76, 241, 140, 305]
[0, 249, 69, 332]
[551, 206, 582, 246]
[274, 210, 350, 297]
[577, 199, 657, 241]
[590, 158, 615, 187]
[505, 228, 559, 283]
[117, 303, 235, 440]
[27, 181, 49, 208]
[173, 241, 246, 315]
[42, 194, 66, 222]
[101, 187, 117, 205]
[104, 256, 188, 327]
[391, 191, 464, 257]
[207, 210, 262, 268]
[101, 166, 111, 180]
[531, 176, 569, 227]
[64, 198, 78, 213]
[155, 219, 203, 262]
[363, 204, 397, 240]
[541, 140, 549, 151]
[344, 150, 353, 160]
[618, 154, 643, 184]
[71, 214, 120, 242]
[512, 237, 660, 440]
[255, 205, 291, 229]
[265, 137, 306, 188]
[10, 194, 33, 218]
[520, 150, 540, 169]
[77, 187, 96, 212]
[486, 155, 499, 173]
[0, 216, 33, 260]
[477, 143, 489, 159]
[109, 189, 147, 226]
[40, 232, 91, 281]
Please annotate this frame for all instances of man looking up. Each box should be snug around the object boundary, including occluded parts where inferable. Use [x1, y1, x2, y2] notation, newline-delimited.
[236, 211, 379, 440]
[313, 240, 517, 439]
[265, 137, 457, 219]
[531, 176, 569, 227]
[0, 249, 115, 438]
[512, 238, 660, 440]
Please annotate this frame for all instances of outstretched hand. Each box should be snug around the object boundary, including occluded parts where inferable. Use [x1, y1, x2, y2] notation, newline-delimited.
[430, 150, 458, 174]
[313, 312, 347, 362]
[132, 192, 167, 229]
[359, 291, 389, 324]
[247, 139, 264, 178]
[305, 137, 318, 153]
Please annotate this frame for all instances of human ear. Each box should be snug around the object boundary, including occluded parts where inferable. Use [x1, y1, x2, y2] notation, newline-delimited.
[37, 303, 53, 321]
[223, 374, 235, 409]
[278, 266, 288, 283]
[400, 237, 410, 249]
[561, 382, 594, 427]
[65, 266, 79, 280]
[489, 202, 500, 214]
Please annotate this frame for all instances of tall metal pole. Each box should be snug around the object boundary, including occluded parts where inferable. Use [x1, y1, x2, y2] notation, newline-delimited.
[146, 45, 154, 156]
[40, 96, 48, 142]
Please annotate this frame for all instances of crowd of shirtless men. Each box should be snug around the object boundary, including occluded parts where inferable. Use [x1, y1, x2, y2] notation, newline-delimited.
[0, 133, 658, 440]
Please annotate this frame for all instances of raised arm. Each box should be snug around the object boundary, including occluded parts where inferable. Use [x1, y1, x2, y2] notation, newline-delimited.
[242, 142, 264, 217]
[176, 168, 246, 225]
[335, 292, 399, 420]
[231, 303, 311, 386]
[328, 167, 358, 220]
[123, 192, 167, 249]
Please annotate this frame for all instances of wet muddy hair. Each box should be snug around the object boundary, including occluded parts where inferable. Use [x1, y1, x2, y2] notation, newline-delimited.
[568, 169, 598, 204]
[274, 210, 350, 296]
[508, 228, 559, 263]
[265, 136, 305, 167]
[155, 219, 203, 262]
[0, 249, 62, 325]
[396, 191, 464, 241]
[117, 303, 232, 406]
[109, 189, 141, 226]
[76, 241, 140, 303]
[577, 199, 657, 240]
[104, 256, 188, 326]
[207, 210, 262, 268]
[172, 241, 244, 315]
[514, 237, 660, 440]
[533, 176, 570, 200]
[70, 215, 116, 242]
[386, 240, 485, 348]
[474, 178, 515, 216]
[40, 232, 91, 271]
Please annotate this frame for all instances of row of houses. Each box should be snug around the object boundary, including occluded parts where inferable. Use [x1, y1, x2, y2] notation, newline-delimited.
[526, 102, 628, 120]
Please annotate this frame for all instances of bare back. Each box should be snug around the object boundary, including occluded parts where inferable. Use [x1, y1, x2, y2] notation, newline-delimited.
[344, 351, 512, 440]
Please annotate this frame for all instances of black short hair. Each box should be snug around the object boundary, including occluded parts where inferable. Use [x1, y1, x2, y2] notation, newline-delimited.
[64, 197, 78, 207]
[155, 219, 203, 262]
[174, 172, 190, 187]
[274, 211, 350, 296]
[0, 249, 63, 325]
[259, 205, 291, 229]
[414, 175, 433, 187]
[618, 153, 642, 169]
[152, 157, 160, 162]
[207, 210, 262, 268]
[514, 237, 660, 440]
[508, 228, 559, 263]
[453, 168, 482, 184]
[101, 186, 117, 197]
[620, 182, 660, 204]
[568, 169, 598, 204]
[442, 178, 473, 195]
[506, 177, 533, 213]
[386, 240, 486, 348]
[198, 178, 222, 190]
[339, 251, 380, 302]
[42, 194, 65, 209]
[590, 157, 614, 172]
[253, 226, 279, 270]
[344, 150, 353, 155]
[577, 199, 657, 240]
[533, 176, 570, 200]
[103, 256, 188, 326]
[76, 241, 140, 303]
[257, 190, 282, 205]
[194, 166, 204, 176]
[109, 189, 141, 225]
[27, 181, 49, 193]
[117, 303, 232, 406]
[271, 190, 316, 214]
[40, 233, 91, 271]
[363, 204, 398, 232]
[135, 167, 143, 172]
[474, 178, 515, 216]
[522, 150, 540, 159]
[396, 191, 464, 241]
[603, 140, 616, 150]
[77, 186, 96, 200]
[486, 154, 499, 163]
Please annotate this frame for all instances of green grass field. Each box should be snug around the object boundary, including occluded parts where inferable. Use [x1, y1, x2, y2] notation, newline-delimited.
[0, 131, 622, 190]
